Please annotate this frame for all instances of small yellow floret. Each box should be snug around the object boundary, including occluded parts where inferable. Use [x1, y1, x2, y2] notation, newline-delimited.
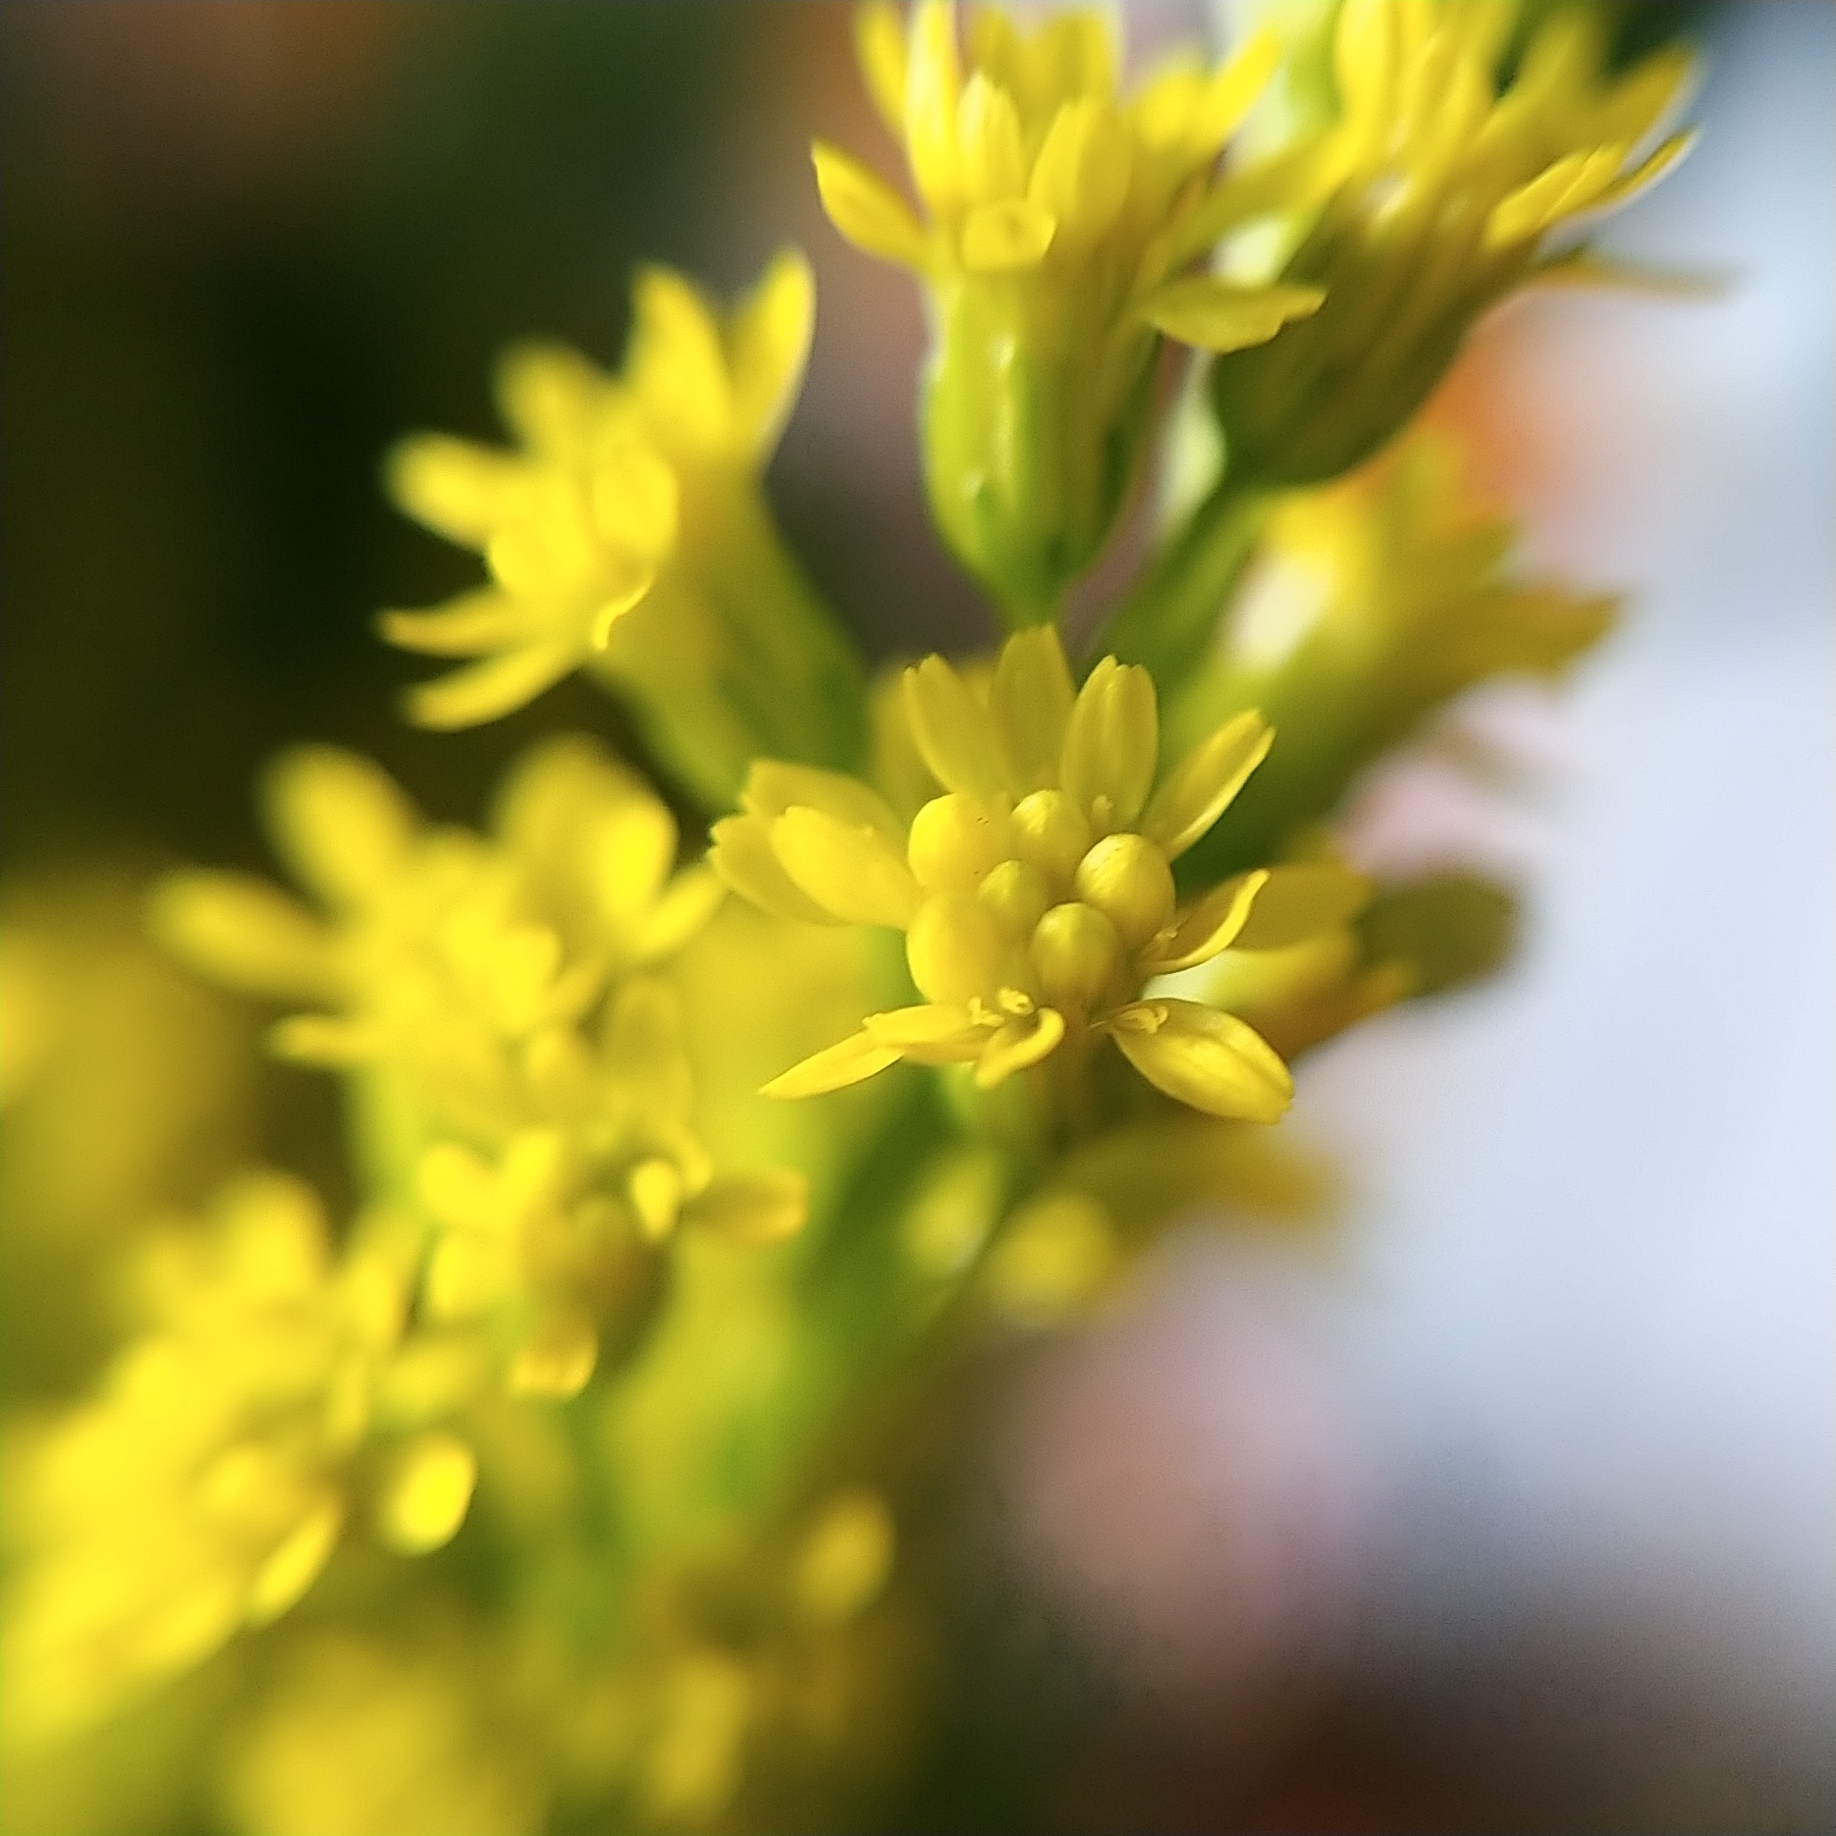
[715, 627, 1370, 1123]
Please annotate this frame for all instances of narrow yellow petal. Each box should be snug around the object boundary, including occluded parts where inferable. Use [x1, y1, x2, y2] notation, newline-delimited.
[1144, 870, 1270, 974]
[627, 265, 733, 451]
[493, 339, 602, 455]
[854, 1, 909, 135]
[1059, 657, 1158, 831]
[1108, 999, 1293, 1122]
[1027, 98, 1130, 253]
[905, 0, 965, 212]
[724, 247, 816, 458]
[384, 435, 520, 547]
[263, 745, 418, 909]
[811, 141, 932, 270]
[988, 626, 1075, 794]
[772, 806, 923, 927]
[710, 814, 840, 926]
[148, 871, 336, 1000]
[864, 1001, 984, 1061]
[1141, 709, 1273, 859]
[960, 198, 1057, 272]
[403, 642, 580, 731]
[762, 1029, 903, 1098]
[267, 1014, 375, 1067]
[634, 865, 727, 962]
[686, 1168, 809, 1245]
[958, 73, 1026, 203]
[377, 589, 535, 658]
[1184, 26, 1282, 161]
[1231, 863, 1372, 951]
[245, 1497, 343, 1626]
[742, 760, 904, 839]
[903, 654, 1006, 799]
[1139, 278, 1324, 353]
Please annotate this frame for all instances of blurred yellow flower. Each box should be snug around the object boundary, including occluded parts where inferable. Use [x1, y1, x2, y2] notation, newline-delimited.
[1210, 0, 1696, 485]
[383, 255, 864, 804]
[2, 1176, 423, 1748]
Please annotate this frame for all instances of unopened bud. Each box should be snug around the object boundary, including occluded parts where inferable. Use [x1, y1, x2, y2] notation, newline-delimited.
[909, 793, 1015, 892]
[1030, 901, 1121, 1013]
[1074, 833, 1175, 949]
[1011, 789, 1093, 894]
[908, 890, 1008, 1005]
[978, 859, 1052, 940]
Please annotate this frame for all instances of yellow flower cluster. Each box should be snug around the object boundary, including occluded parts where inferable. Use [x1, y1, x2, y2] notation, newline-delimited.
[385, 255, 864, 805]
[714, 627, 1367, 1122]
[1168, 433, 1618, 874]
[815, 1, 1327, 612]
[154, 738, 804, 1400]
[1, 1175, 466, 1748]
[1211, 0, 1695, 484]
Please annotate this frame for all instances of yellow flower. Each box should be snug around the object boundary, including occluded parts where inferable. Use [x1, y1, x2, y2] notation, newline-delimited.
[1166, 433, 1617, 877]
[1, 1175, 428, 1748]
[814, 1, 1326, 615]
[152, 739, 804, 1395]
[713, 627, 1368, 1122]
[1209, 0, 1696, 486]
[152, 737, 719, 1144]
[383, 254, 865, 806]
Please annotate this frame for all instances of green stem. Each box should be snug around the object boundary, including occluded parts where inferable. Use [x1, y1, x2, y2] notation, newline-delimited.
[1091, 477, 1271, 686]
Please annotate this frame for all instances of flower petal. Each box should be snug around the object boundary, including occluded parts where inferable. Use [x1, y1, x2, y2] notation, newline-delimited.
[1141, 709, 1273, 859]
[1060, 657, 1158, 831]
[812, 141, 931, 269]
[263, 746, 419, 909]
[742, 761, 904, 840]
[772, 807, 923, 927]
[710, 814, 840, 926]
[401, 642, 581, 731]
[724, 247, 817, 459]
[377, 590, 537, 658]
[762, 1029, 904, 1099]
[1138, 278, 1324, 353]
[903, 654, 1007, 799]
[1144, 870, 1269, 974]
[149, 872, 337, 1000]
[1108, 999, 1293, 1122]
[989, 626, 1076, 794]
[1231, 863, 1372, 950]
[961, 198, 1057, 272]
[686, 1168, 809, 1245]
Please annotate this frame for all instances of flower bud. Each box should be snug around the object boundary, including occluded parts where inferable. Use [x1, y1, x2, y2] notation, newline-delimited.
[1074, 833, 1174, 950]
[978, 859, 1052, 941]
[908, 793, 1015, 891]
[1030, 901, 1120, 1013]
[1011, 789, 1092, 894]
[908, 890, 1007, 1005]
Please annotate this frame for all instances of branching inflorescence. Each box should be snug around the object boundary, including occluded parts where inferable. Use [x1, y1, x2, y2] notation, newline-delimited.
[0, 3, 1698, 1830]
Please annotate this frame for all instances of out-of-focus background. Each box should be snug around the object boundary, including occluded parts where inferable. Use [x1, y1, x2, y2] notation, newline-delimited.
[3, 4, 1830, 1831]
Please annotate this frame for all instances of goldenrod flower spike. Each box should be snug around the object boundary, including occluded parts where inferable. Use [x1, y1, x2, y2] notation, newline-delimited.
[815, 1, 1327, 617]
[1209, 0, 1697, 488]
[383, 253, 866, 807]
[713, 627, 1370, 1122]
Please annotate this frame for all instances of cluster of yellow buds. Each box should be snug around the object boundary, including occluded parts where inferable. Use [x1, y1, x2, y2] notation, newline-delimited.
[714, 627, 1367, 1125]
[1209, 0, 1695, 487]
[1, 1175, 468, 1746]
[153, 737, 804, 1401]
[815, 1, 1328, 617]
[384, 255, 865, 804]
